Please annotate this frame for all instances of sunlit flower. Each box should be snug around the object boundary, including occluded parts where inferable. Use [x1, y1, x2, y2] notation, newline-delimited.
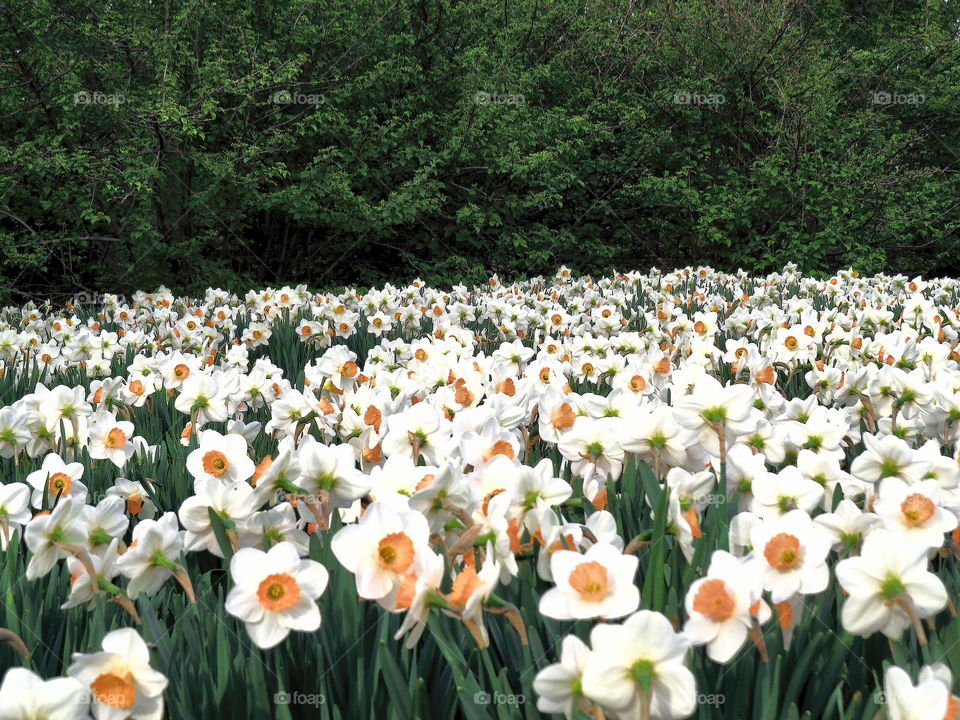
[836, 529, 947, 640]
[331, 502, 431, 600]
[224, 542, 328, 649]
[87, 412, 136, 468]
[25, 453, 87, 509]
[750, 509, 831, 603]
[581, 610, 696, 720]
[0, 667, 89, 720]
[533, 635, 593, 719]
[873, 477, 957, 549]
[185, 429, 255, 484]
[24, 497, 88, 579]
[539, 541, 639, 620]
[683, 551, 769, 662]
[67, 628, 167, 720]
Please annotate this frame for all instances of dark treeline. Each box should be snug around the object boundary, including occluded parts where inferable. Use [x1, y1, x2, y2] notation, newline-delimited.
[1, 0, 959, 300]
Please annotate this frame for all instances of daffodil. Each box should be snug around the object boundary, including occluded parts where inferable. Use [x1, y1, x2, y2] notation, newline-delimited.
[67, 628, 167, 720]
[539, 541, 639, 620]
[683, 550, 769, 662]
[836, 528, 947, 640]
[185, 429, 254, 484]
[750, 509, 832, 603]
[331, 502, 432, 599]
[581, 610, 696, 720]
[873, 477, 957, 549]
[224, 542, 328, 649]
[0, 667, 89, 720]
[533, 635, 593, 719]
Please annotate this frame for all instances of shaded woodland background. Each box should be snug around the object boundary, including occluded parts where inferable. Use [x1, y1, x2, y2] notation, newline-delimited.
[1, 0, 959, 301]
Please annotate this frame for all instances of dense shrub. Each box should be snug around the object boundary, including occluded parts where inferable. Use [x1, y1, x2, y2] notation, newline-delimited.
[0, 0, 958, 300]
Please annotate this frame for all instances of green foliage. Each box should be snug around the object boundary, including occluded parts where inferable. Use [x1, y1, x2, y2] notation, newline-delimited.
[0, 0, 958, 301]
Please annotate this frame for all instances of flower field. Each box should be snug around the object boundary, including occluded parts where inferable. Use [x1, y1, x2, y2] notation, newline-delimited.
[1, 264, 960, 719]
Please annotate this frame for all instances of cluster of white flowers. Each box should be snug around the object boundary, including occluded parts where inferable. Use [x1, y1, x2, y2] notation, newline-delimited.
[1, 264, 959, 718]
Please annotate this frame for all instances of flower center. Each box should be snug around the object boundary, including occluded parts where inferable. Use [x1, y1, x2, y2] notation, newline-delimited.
[777, 496, 798, 513]
[173, 363, 190, 379]
[584, 441, 604, 458]
[202, 450, 229, 476]
[629, 658, 656, 691]
[568, 561, 609, 602]
[447, 566, 482, 606]
[377, 532, 415, 573]
[550, 403, 576, 430]
[105, 428, 127, 449]
[900, 493, 935, 526]
[48, 472, 71, 495]
[90, 671, 135, 708]
[880, 574, 906, 601]
[764, 533, 801, 570]
[692, 578, 737, 621]
[702, 406, 726, 423]
[256, 573, 301, 611]
[784, 336, 798, 350]
[879, 459, 900, 479]
[481, 440, 515, 463]
[126, 495, 143, 515]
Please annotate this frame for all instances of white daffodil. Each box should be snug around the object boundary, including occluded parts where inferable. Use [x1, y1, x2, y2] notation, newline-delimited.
[882, 665, 951, 720]
[850, 433, 930, 485]
[533, 635, 593, 719]
[24, 497, 88, 579]
[836, 529, 947, 640]
[557, 416, 625, 480]
[683, 550, 770, 663]
[813, 499, 882, 552]
[331, 502, 432, 600]
[25, 453, 87, 509]
[178, 476, 258, 558]
[581, 610, 696, 720]
[750, 509, 832, 603]
[0, 481, 31, 549]
[185, 429, 255, 484]
[67, 628, 167, 720]
[873, 477, 957, 549]
[539, 541, 639, 620]
[115, 512, 184, 598]
[224, 542, 328, 649]
[87, 411, 136, 468]
[0, 667, 90, 720]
